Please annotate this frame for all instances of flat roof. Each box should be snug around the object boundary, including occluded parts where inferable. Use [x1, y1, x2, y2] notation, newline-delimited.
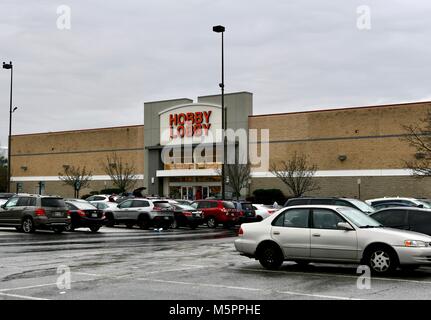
[248, 100, 431, 118]
[12, 124, 144, 138]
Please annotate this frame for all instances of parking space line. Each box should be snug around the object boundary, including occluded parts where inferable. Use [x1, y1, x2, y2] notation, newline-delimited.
[0, 292, 50, 300]
[137, 278, 360, 300]
[0, 282, 58, 292]
[230, 267, 431, 285]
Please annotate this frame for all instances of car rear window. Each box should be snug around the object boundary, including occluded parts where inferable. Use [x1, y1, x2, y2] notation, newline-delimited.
[176, 204, 196, 211]
[241, 203, 253, 210]
[154, 202, 172, 208]
[222, 201, 235, 209]
[70, 202, 97, 210]
[41, 198, 66, 208]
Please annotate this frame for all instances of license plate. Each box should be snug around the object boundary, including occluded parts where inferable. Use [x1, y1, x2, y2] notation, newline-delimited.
[53, 212, 63, 217]
[91, 213, 98, 218]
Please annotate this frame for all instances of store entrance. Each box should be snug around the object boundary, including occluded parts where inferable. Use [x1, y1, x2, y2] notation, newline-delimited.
[169, 185, 221, 200]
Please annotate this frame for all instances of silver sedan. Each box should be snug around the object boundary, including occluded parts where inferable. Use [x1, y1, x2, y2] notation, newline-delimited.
[234, 205, 431, 275]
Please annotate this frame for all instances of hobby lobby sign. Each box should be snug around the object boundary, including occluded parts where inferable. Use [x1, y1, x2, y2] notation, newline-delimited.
[169, 111, 212, 138]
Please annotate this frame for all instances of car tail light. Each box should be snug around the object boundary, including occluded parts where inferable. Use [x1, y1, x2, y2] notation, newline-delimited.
[77, 210, 86, 217]
[153, 206, 161, 211]
[238, 227, 244, 236]
[183, 211, 192, 216]
[35, 208, 46, 216]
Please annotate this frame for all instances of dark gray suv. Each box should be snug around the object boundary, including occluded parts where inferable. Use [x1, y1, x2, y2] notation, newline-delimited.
[0, 194, 70, 233]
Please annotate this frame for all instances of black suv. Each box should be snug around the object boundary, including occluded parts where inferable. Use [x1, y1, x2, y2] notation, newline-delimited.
[284, 197, 375, 214]
[0, 194, 70, 233]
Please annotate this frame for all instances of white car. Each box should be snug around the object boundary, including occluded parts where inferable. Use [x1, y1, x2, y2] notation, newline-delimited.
[101, 198, 174, 229]
[235, 205, 431, 274]
[366, 197, 431, 209]
[252, 204, 274, 221]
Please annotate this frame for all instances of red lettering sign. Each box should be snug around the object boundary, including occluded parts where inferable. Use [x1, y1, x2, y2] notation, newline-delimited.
[168, 110, 214, 139]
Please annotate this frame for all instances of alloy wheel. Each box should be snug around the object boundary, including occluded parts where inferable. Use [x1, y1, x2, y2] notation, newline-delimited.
[22, 218, 33, 233]
[370, 250, 391, 272]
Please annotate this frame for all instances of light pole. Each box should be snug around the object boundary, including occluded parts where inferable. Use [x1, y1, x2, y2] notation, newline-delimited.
[2, 61, 13, 193]
[213, 25, 226, 200]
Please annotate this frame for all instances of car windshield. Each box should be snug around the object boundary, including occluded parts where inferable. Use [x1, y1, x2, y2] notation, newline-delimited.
[416, 200, 431, 209]
[337, 207, 382, 227]
[222, 201, 235, 209]
[347, 199, 376, 213]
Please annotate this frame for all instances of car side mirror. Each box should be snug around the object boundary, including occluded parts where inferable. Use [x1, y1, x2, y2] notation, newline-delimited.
[417, 204, 424, 208]
[337, 222, 354, 231]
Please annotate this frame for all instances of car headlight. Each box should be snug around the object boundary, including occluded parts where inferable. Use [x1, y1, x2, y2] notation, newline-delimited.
[404, 240, 427, 247]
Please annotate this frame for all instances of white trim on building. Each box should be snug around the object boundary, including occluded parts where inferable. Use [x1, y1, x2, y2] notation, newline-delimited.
[11, 175, 145, 182]
[251, 169, 413, 178]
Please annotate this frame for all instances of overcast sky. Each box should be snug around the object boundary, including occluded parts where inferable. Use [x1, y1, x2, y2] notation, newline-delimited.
[1, 0, 431, 149]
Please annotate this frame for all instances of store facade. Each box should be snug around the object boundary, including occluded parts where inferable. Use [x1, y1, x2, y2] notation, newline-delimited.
[143, 92, 253, 199]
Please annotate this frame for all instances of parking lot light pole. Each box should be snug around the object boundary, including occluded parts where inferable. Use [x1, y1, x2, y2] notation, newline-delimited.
[2, 61, 13, 193]
[213, 25, 226, 200]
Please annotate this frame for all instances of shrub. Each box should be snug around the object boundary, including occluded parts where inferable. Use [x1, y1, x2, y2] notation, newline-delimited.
[100, 188, 122, 195]
[252, 189, 286, 205]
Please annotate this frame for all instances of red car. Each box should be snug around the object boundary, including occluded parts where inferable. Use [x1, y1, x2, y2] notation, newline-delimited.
[191, 200, 240, 228]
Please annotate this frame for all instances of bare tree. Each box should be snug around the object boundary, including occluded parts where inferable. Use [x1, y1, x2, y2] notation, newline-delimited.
[402, 110, 431, 177]
[102, 153, 137, 193]
[270, 152, 319, 197]
[218, 163, 251, 200]
[58, 165, 93, 198]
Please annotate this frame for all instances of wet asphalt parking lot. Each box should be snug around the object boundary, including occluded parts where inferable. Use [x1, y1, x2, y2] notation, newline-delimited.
[1, 226, 431, 300]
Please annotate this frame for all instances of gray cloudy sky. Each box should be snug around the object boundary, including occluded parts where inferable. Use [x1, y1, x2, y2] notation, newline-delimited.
[1, 0, 431, 148]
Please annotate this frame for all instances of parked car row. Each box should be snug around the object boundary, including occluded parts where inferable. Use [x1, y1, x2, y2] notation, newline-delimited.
[0, 192, 279, 234]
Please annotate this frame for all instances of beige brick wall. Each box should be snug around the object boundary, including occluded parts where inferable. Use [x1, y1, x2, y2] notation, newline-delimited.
[251, 176, 431, 200]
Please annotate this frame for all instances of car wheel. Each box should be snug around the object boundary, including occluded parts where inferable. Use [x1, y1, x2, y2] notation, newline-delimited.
[89, 226, 100, 233]
[105, 213, 116, 227]
[207, 217, 217, 229]
[22, 217, 35, 234]
[365, 246, 398, 275]
[259, 245, 283, 270]
[65, 224, 74, 232]
[138, 216, 150, 230]
[53, 227, 65, 234]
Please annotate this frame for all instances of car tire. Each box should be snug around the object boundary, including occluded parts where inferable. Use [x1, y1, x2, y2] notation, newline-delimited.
[105, 213, 115, 227]
[22, 217, 35, 234]
[65, 224, 75, 232]
[89, 226, 101, 233]
[364, 246, 398, 275]
[207, 217, 217, 229]
[138, 216, 150, 230]
[259, 244, 283, 270]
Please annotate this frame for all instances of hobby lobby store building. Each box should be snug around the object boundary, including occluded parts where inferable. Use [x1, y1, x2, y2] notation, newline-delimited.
[9, 91, 431, 200]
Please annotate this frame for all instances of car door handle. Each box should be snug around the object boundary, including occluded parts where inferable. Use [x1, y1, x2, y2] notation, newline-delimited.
[312, 233, 321, 237]
[273, 231, 280, 235]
